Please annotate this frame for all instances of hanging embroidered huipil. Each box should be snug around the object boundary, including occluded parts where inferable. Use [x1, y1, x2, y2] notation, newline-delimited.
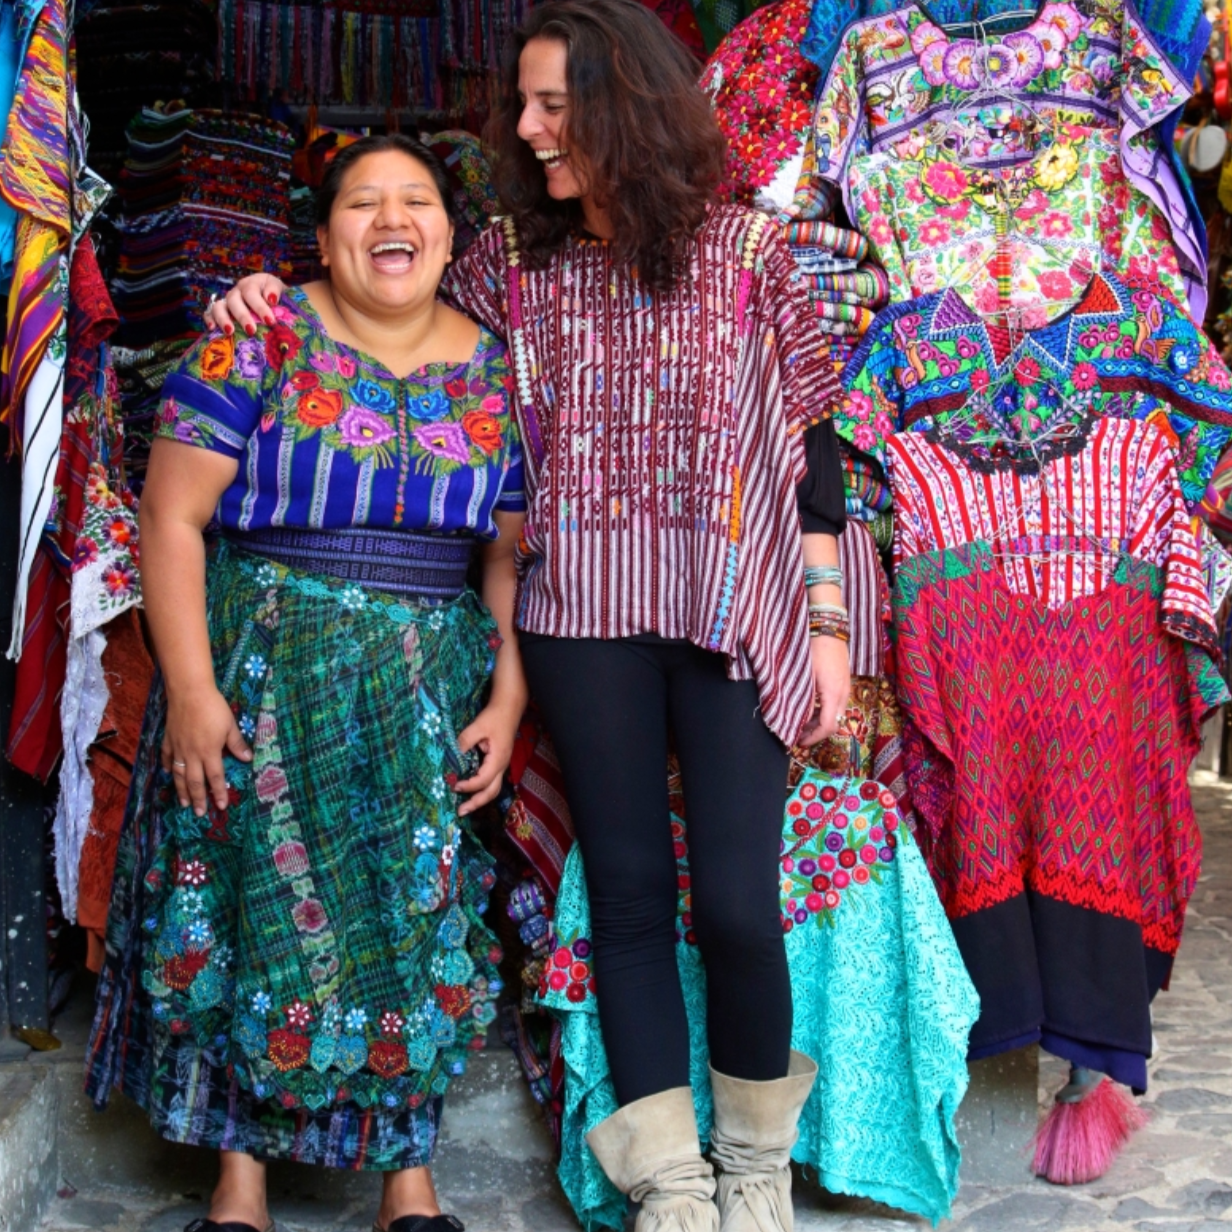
[839, 273, 1232, 521]
[784, 0, 1207, 319]
[889, 414, 1227, 1088]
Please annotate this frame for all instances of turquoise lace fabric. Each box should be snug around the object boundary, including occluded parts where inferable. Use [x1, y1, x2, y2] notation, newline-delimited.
[538, 772, 979, 1229]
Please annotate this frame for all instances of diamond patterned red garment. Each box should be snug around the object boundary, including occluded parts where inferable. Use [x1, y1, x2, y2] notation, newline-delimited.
[889, 417, 1227, 957]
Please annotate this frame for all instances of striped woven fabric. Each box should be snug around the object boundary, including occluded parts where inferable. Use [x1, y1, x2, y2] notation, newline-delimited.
[779, 219, 868, 258]
[805, 264, 891, 307]
[444, 207, 845, 746]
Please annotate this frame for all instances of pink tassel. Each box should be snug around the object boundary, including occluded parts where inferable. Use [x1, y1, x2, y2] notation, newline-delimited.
[1031, 1075, 1148, 1185]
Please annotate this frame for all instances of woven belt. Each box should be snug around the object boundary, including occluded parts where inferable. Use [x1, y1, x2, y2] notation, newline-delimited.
[225, 526, 476, 602]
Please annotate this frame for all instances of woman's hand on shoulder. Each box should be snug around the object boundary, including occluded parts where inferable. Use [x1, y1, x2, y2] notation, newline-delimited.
[206, 274, 289, 336]
[455, 700, 522, 816]
[799, 634, 851, 747]
[161, 684, 252, 817]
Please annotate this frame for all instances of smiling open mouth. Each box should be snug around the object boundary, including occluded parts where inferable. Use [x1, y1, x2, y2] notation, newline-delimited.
[535, 148, 568, 171]
[369, 241, 417, 273]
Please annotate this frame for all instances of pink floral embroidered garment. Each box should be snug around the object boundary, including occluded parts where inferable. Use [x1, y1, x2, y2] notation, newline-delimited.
[784, 0, 1206, 319]
[849, 125, 1185, 319]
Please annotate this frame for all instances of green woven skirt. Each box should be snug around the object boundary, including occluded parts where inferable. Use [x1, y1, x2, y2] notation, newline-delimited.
[135, 543, 503, 1162]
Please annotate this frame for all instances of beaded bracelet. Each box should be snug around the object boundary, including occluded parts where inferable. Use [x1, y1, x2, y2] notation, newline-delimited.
[809, 623, 850, 642]
[804, 565, 844, 589]
[808, 602, 848, 619]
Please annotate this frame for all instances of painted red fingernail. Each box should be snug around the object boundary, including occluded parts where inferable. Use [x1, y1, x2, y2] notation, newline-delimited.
[245, 323, 256, 336]
[264, 316, 275, 326]
[224, 324, 233, 336]
[267, 294, 278, 305]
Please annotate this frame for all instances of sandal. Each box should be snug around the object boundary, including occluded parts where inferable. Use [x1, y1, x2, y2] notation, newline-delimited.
[373, 1217, 465, 1232]
[184, 1220, 275, 1232]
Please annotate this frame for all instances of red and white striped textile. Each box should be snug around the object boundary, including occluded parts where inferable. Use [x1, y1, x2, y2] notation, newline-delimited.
[445, 206, 845, 744]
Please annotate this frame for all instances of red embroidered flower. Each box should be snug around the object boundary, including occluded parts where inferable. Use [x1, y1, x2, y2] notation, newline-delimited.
[368, 1040, 409, 1077]
[379, 1010, 405, 1037]
[267, 1028, 310, 1072]
[264, 324, 302, 369]
[290, 370, 320, 392]
[434, 984, 473, 1018]
[285, 1001, 313, 1029]
[1071, 361, 1098, 390]
[461, 409, 504, 456]
[164, 952, 210, 990]
[295, 387, 344, 429]
[1036, 270, 1073, 301]
[177, 859, 208, 886]
[1014, 356, 1041, 386]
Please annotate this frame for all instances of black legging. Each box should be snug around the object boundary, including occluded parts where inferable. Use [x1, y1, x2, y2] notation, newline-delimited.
[520, 634, 792, 1106]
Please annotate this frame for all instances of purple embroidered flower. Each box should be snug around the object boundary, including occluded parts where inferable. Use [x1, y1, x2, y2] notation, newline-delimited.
[573, 938, 592, 959]
[1004, 31, 1044, 85]
[1035, 21, 1067, 70]
[337, 405, 396, 449]
[824, 831, 844, 853]
[1037, 1, 1081, 40]
[880, 846, 896, 863]
[413, 421, 472, 464]
[910, 18, 944, 57]
[918, 39, 948, 86]
[984, 42, 1018, 88]
[236, 337, 266, 379]
[308, 350, 337, 374]
[798, 858, 817, 877]
[942, 40, 984, 89]
[73, 537, 99, 570]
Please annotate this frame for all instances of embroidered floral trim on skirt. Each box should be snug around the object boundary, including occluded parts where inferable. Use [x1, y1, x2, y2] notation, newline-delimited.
[85, 542, 503, 1169]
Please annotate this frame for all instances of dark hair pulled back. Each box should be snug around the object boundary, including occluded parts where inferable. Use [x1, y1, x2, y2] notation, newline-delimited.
[314, 133, 457, 228]
[487, 0, 726, 294]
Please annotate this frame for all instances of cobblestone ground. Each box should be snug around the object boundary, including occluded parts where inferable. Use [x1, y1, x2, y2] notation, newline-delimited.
[34, 774, 1232, 1232]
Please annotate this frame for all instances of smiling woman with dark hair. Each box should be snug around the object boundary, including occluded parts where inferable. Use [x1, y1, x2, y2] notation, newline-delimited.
[88, 134, 527, 1232]
[209, 4, 851, 1228]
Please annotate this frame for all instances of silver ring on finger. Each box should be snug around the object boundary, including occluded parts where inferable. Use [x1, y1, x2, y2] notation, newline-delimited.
[172, 760, 187, 770]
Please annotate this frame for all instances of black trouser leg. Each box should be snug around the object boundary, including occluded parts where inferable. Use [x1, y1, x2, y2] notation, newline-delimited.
[667, 647, 792, 1083]
[521, 635, 793, 1105]
[521, 636, 687, 1105]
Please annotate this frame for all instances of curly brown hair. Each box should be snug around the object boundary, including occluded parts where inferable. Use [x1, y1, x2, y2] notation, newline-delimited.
[486, 0, 727, 293]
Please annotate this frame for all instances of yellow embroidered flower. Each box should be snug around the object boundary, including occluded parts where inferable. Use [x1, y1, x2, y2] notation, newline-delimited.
[1034, 142, 1079, 190]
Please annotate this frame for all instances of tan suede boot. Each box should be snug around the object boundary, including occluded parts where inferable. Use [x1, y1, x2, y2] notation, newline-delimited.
[709, 1051, 818, 1232]
[586, 1087, 720, 1232]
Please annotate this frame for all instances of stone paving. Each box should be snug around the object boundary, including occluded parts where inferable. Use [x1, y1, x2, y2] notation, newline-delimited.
[26, 772, 1232, 1232]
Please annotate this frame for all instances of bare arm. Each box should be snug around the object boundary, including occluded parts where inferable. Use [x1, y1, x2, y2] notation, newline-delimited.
[798, 531, 851, 746]
[455, 509, 529, 815]
[140, 438, 251, 815]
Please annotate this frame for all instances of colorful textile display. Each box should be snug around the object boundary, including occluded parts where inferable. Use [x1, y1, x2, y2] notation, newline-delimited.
[112, 107, 294, 349]
[840, 273, 1232, 518]
[540, 767, 978, 1229]
[787, 0, 1208, 321]
[890, 415, 1227, 1087]
[700, 0, 819, 213]
[214, 0, 528, 119]
[1, 0, 72, 663]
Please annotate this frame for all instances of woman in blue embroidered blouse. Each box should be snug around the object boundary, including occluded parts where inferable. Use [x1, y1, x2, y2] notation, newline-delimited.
[86, 135, 527, 1232]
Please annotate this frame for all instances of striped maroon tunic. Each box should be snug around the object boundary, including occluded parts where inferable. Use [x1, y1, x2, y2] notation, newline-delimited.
[444, 205, 844, 744]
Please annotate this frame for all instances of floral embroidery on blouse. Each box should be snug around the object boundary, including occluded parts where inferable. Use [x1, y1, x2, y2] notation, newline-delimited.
[155, 288, 526, 538]
[852, 124, 1184, 317]
[784, 0, 1204, 315]
[841, 272, 1232, 516]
